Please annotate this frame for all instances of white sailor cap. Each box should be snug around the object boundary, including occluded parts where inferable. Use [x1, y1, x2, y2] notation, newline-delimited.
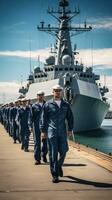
[17, 98, 22, 102]
[14, 100, 18, 103]
[21, 97, 28, 102]
[52, 84, 63, 90]
[37, 91, 45, 95]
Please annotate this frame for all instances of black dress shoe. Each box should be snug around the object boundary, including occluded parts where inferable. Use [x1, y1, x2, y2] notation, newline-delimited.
[59, 167, 63, 177]
[13, 141, 16, 144]
[21, 145, 24, 150]
[24, 149, 29, 152]
[43, 156, 47, 163]
[18, 138, 21, 143]
[35, 160, 41, 165]
[52, 176, 59, 183]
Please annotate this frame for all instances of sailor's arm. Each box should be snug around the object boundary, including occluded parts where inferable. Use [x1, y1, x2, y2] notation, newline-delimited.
[66, 104, 74, 136]
[28, 106, 34, 132]
[40, 103, 49, 139]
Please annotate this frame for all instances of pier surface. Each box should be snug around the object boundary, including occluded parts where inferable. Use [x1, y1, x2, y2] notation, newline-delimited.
[0, 124, 112, 200]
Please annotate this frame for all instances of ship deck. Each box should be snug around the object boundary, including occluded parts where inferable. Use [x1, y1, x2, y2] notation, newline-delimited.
[0, 124, 112, 200]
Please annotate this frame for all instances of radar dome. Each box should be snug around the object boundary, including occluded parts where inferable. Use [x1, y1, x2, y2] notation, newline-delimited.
[62, 55, 71, 65]
[34, 67, 41, 73]
[45, 56, 55, 65]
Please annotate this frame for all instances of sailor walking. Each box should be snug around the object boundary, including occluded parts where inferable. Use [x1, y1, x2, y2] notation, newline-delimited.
[17, 98, 31, 152]
[10, 100, 21, 143]
[41, 85, 74, 183]
[30, 91, 48, 165]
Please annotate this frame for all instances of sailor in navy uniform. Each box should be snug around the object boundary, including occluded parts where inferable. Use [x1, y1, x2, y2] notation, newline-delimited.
[8, 103, 14, 136]
[10, 100, 21, 143]
[41, 85, 74, 183]
[30, 91, 48, 165]
[16, 99, 23, 143]
[6, 103, 11, 134]
[17, 98, 31, 152]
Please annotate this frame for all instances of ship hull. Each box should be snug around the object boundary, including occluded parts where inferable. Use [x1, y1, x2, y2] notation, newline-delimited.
[71, 94, 109, 132]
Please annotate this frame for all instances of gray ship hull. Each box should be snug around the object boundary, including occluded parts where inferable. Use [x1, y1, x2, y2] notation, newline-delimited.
[72, 94, 109, 132]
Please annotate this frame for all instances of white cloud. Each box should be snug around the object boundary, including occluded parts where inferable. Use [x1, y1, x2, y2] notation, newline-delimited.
[0, 82, 20, 104]
[0, 48, 112, 69]
[74, 17, 112, 31]
[0, 48, 50, 63]
[76, 48, 112, 68]
[89, 17, 112, 30]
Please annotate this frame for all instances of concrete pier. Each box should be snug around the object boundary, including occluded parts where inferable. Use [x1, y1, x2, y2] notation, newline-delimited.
[0, 124, 112, 200]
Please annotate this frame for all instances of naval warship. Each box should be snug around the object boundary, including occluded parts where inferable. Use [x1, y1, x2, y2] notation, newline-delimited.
[23, 0, 110, 132]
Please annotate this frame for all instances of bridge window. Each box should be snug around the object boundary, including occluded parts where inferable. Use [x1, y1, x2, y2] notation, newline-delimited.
[59, 68, 63, 71]
[70, 68, 73, 71]
[55, 68, 58, 71]
[65, 68, 68, 71]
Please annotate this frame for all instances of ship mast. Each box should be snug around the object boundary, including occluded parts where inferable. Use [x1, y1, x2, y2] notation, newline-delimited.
[37, 0, 92, 65]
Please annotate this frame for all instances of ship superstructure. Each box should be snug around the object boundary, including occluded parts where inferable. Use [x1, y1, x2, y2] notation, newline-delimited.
[25, 0, 109, 132]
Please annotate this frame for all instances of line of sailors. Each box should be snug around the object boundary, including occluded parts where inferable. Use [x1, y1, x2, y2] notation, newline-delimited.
[0, 84, 74, 183]
[0, 93, 47, 161]
[0, 100, 21, 143]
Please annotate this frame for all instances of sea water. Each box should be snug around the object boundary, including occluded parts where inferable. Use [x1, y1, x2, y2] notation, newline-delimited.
[74, 119, 112, 155]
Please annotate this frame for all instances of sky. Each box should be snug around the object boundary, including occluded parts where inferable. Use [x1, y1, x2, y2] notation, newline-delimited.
[0, 0, 112, 107]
